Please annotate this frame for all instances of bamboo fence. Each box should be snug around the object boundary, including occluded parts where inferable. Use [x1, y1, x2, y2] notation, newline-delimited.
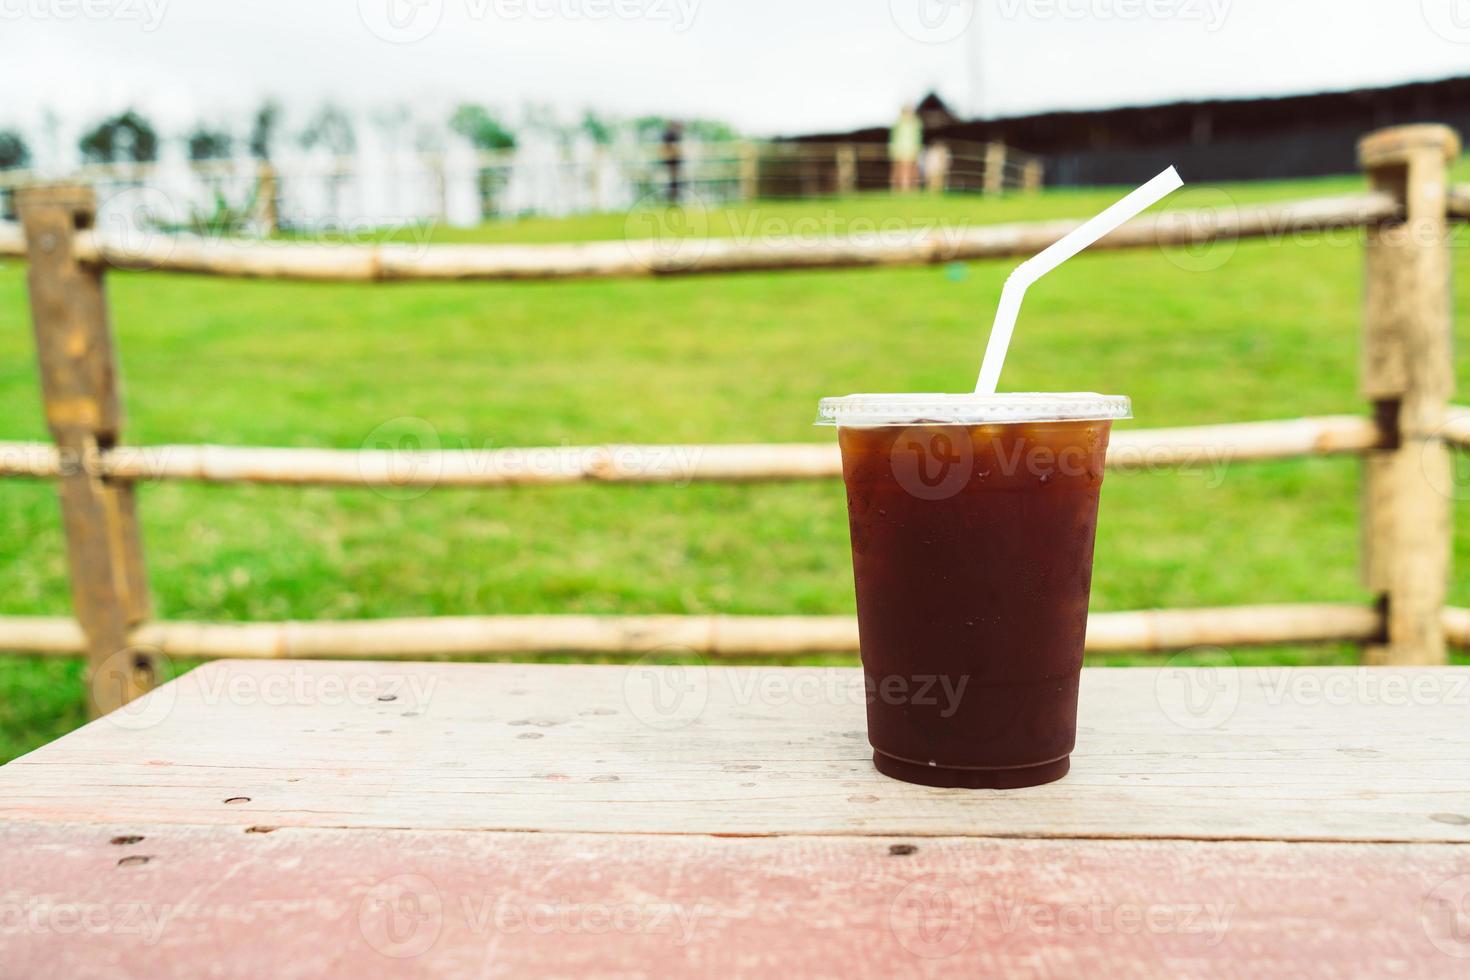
[0, 415, 1387, 486]
[0, 604, 1387, 660]
[0, 138, 1041, 234]
[1, 124, 1467, 716]
[0, 191, 1399, 279]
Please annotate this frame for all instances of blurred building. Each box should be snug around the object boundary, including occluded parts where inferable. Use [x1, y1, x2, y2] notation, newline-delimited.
[788, 75, 1470, 185]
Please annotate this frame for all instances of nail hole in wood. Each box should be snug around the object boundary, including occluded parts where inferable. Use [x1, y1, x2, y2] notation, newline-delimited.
[377, 694, 397, 702]
[224, 797, 251, 805]
[889, 844, 918, 856]
[245, 826, 277, 834]
[117, 855, 151, 868]
[110, 835, 145, 846]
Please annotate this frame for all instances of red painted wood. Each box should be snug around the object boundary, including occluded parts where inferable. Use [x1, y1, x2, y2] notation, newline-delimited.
[1, 821, 1467, 978]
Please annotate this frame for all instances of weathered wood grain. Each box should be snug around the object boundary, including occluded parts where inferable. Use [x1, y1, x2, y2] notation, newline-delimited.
[0, 821, 1466, 979]
[2, 663, 1467, 842]
[17, 185, 156, 715]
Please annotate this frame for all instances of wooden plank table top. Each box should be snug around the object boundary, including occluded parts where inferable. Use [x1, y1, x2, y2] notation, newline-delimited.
[2, 660, 1469, 977]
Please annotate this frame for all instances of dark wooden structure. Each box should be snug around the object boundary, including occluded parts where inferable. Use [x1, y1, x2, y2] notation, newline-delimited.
[791, 76, 1470, 186]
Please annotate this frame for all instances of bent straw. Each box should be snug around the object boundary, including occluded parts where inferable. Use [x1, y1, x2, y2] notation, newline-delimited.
[974, 166, 1184, 395]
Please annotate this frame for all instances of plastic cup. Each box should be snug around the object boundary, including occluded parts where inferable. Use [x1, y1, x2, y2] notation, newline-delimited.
[817, 393, 1131, 789]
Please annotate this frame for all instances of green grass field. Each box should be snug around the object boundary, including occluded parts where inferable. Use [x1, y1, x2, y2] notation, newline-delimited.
[3, 173, 1469, 763]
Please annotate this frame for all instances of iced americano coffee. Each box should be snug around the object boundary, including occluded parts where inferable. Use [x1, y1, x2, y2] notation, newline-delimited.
[819, 393, 1130, 789]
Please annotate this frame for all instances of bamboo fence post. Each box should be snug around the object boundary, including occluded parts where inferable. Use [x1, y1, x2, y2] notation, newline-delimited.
[984, 142, 1006, 195]
[835, 144, 857, 195]
[429, 152, 449, 223]
[255, 160, 280, 234]
[589, 146, 605, 212]
[1358, 124, 1460, 665]
[18, 185, 158, 715]
[1022, 158, 1044, 194]
[925, 142, 950, 195]
[739, 142, 759, 201]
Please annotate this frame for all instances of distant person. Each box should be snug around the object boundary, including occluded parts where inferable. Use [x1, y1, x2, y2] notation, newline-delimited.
[662, 120, 685, 203]
[889, 105, 922, 193]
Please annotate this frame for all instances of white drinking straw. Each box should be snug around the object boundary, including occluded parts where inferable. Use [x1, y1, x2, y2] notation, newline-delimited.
[974, 166, 1184, 395]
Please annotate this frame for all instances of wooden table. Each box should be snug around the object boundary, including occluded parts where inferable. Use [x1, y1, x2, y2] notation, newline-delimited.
[1, 660, 1468, 977]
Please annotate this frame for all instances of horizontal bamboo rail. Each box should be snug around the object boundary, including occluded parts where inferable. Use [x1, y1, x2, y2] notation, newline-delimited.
[1108, 414, 1380, 465]
[0, 221, 20, 258]
[1086, 603, 1386, 651]
[8, 180, 1470, 279]
[1446, 607, 1470, 649]
[0, 415, 1383, 487]
[1447, 184, 1470, 220]
[0, 603, 1415, 659]
[0, 191, 1399, 281]
[1444, 405, 1470, 449]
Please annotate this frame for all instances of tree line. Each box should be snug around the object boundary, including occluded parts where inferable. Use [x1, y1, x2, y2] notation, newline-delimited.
[0, 102, 740, 172]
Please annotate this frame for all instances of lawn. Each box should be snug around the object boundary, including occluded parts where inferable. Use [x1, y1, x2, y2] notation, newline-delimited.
[3, 172, 1469, 763]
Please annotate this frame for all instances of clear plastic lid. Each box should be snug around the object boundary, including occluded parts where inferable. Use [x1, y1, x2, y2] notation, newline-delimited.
[816, 392, 1132, 427]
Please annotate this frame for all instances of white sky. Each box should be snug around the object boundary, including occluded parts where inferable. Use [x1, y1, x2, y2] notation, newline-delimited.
[2, 0, 1469, 140]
